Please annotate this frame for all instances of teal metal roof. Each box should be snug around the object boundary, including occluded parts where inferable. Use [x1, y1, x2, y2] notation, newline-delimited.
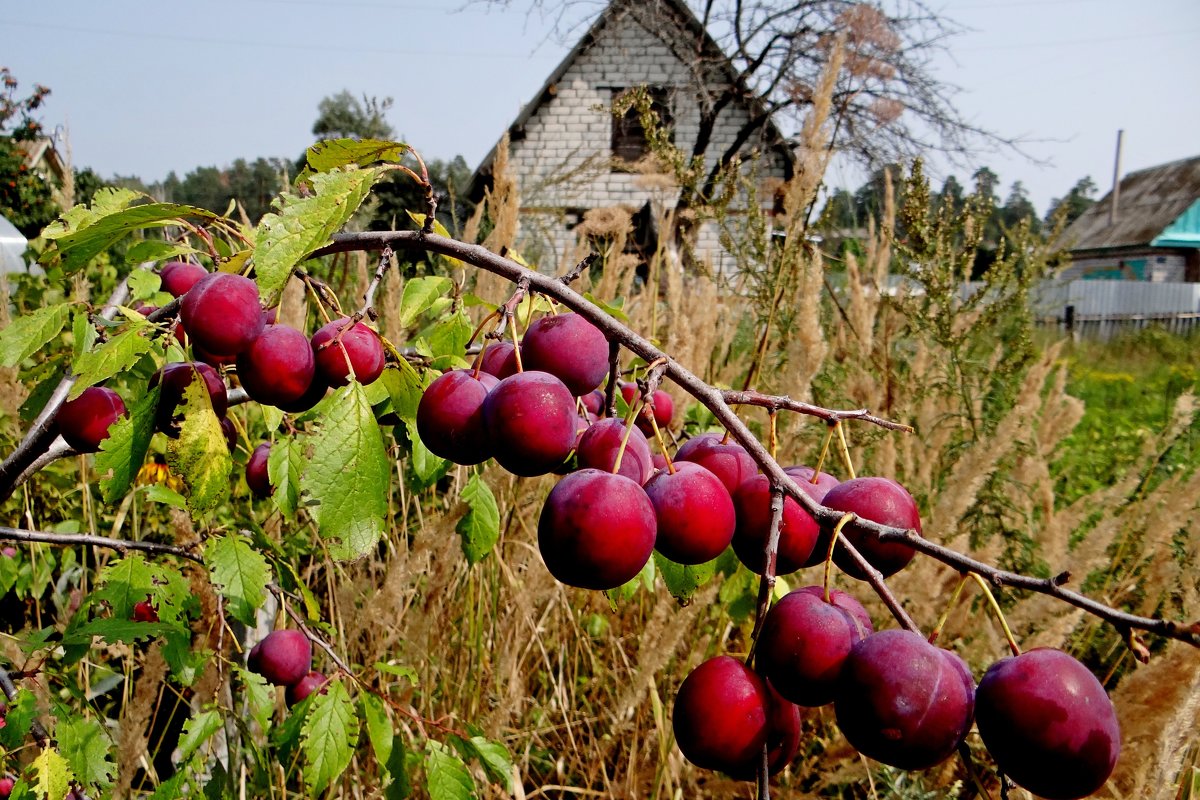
[1152, 197, 1200, 247]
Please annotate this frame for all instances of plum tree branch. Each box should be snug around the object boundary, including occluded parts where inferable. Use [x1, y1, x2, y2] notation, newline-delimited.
[723, 389, 914, 432]
[0, 525, 205, 565]
[314, 230, 1198, 650]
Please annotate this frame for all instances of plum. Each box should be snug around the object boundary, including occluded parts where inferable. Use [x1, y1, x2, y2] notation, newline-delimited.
[247, 629, 312, 686]
[482, 371, 578, 477]
[822, 477, 922, 579]
[416, 369, 499, 465]
[311, 317, 386, 386]
[674, 432, 758, 495]
[246, 442, 271, 498]
[236, 324, 316, 407]
[672, 656, 769, 775]
[180, 271, 265, 357]
[574, 418, 654, 484]
[57, 386, 126, 452]
[520, 312, 608, 395]
[643, 461, 735, 564]
[731, 474, 819, 575]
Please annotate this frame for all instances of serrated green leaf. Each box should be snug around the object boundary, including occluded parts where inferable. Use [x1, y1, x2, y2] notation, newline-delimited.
[307, 138, 409, 172]
[0, 689, 39, 749]
[125, 267, 162, 302]
[32, 747, 73, 800]
[267, 434, 304, 520]
[95, 553, 156, 620]
[62, 618, 176, 645]
[0, 303, 70, 368]
[425, 740, 474, 800]
[361, 692, 394, 765]
[40, 201, 219, 276]
[301, 680, 358, 794]
[96, 385, 160, 503]
[382, 360, 430, 425]
[41, 187, 140, 239]
[653, 551, 718, 603]
[70, 324, 155, 399]
[301, 383, 390, 560]
[205, 534, 272, 626]
[57, 716, 115, 787]
[461, 736, 513, 792]
[254, 168, 385, 302]
[71, 307, 97, 361]
[177, 708, 223, 763]
[457, 475, 500, 566]
[426, 309, 473, 360]
[373, 662, 419, 686]
[125, 240, 194, 266]
[147, 772, 187, 800]
[235, 665, 274, 733]
[166, 378, 231, 515]
[398, 276, 453, 328]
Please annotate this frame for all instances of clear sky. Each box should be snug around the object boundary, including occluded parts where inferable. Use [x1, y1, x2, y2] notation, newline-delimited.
[3, 0, 1198, 215]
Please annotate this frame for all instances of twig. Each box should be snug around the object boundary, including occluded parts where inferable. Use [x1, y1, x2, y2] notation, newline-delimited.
[603, 340, 620, 419]
[559, 253, 598, 286]
[0, 526, 205, 565]
[722, 389, 912, 432]
[359, 246, 394, 321]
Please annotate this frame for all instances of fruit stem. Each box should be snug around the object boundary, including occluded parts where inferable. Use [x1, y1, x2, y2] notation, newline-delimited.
[648, 414, 676, 475]
[812, 423, 835, 479]
[611, 396, 643, 475]
[834, 421, 856, 480]
[466, 309, 501, 349]
[956, 742, 995, 800]
[768, 410, 778, 461]
[927, 573, 970, 645]
[509, 313, 524, 373]
[822, 513, 856, 603]
[969, 572, 1022, 656]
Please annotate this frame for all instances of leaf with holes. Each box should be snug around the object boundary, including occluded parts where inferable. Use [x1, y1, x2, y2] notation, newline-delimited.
[205, 534, 272, 627]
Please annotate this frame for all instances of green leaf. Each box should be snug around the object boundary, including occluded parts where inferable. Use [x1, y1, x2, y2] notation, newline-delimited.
[607, 555, 656, 607]
[147, 772, 187, 800]
[62, 618, 176, 645]
[254, 167, 385, 303]
[373, 662, 420, 686]
[267, 434, 304, 520]
[425, 740, 474, 800]
[397, 276, 453, 328]
[125, 240, 194, 266]
[361, 692, 394, 766]
[307, 138, 409, 172]
[166, 377, 232, 515]
[301, 679, 358, 794]
[0, 302, 70, 368]
[457, 475, 500, 566]
[205, 534, 272, 627]
[176, 708, 223, 763]
[301, 383, 390, 560]
[585, 291, 630, 322]
[143, 483, 187, 508]
[382, 360, 430, 425]
[95, 385, 159, 504]
[460, 736, 513, 792]
[404, 421, 448, 490]
[426, 309, 473, 360]
[69, 324, 155, 399]
[31, 747, 73, 800]
[71, 307, 97, 361]
[57, 716, 115, 787]
[384, 734, 412, 800]
[235, 666, 274, 733]
[40, 187, 140, 239]
[94, 553, 156, 620]
[125, 267, 162, 302]
[653, 551, 718, 603]
[40, 201, 219, 277]
[0, 689, 39, 749]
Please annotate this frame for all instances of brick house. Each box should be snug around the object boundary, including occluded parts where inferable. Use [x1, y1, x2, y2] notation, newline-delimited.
[468, 0, 794, 275]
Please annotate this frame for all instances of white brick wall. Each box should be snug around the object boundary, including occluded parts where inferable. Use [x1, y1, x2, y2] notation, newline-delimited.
[506, 7, 788, 273]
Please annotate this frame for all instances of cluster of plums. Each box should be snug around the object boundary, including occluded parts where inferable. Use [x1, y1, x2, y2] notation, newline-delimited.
[247, 629, 330, 708]
[415, 309, 1121, 798]
[53, 260, 386, 459]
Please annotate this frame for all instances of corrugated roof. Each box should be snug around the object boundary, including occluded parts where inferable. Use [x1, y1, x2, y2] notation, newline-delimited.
[1062, 155, 1200, 252]
[467, 0, 793, 200]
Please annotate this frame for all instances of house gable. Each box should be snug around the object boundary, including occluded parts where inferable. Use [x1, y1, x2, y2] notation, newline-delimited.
[1062, 156, 1200, 252]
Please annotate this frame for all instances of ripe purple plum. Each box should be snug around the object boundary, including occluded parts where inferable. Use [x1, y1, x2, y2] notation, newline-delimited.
[57, 386, 126, 452]
[581, 388, 605, 416]
[574, 418, 654, 484]
[782, 466, 845, 568]
[834, 629, 975, 770]
[976, 648, 1120, 800]
[220, 417, 237, 452]
[0, 776, 12, 797]
[180, 272, 265, 357]
[674, 432, 758, 495]
[520, 312, 608, 395]
[416, 369, 499, 465]
[822, 477, 922, 579]
[159, 260, 208, 298]
[757, 585, 873, 707]
[726, 682, 802, 780]
[643, 461, 735, 564]
[311, 317, 386, 386]
[236, 325, 316, 407]
[276, 374, 329, 414]
[483, 371, 578, 476]
[620, 381, 674, 435]
[537, 469, 656, 590]
[132, 597, 159, 623]
[286, 671, 330, 708]
[149, 362, 228, 435]
[732, 474, 819, 575]
[246, 443, 271, 498]
[247, 629, 312, 686]
[672, 656, 769, 775]
[478, 340, 519, 380]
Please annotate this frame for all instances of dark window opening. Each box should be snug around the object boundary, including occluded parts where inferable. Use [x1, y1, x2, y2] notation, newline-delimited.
[611, 87, 672, 168]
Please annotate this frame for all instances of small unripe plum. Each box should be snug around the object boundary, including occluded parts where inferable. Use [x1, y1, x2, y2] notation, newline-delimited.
[483, 371, 578, 476]
[286, 671, 330, 707]
[150, 362, 228, 435]
[672, 656, 769, 775]
[159, 260, 208, 298]
[246, 442, 271, 497]
[674, 432, 758, 495]
[521, 312, 608, 395]
[757, 586, 873, 707]
[976, 648, 1120, 800]
[180, 272, 265, 357]
[732, 474, 819, 575]
[823, 477, 921, 579]
[247, 629, 312, 686]
[416, 369, 499, 465]
[311, 317, 386, 386]
[644, 461, 735, 564]
[538, 469, 656, 590]
[478, 340, 518, 380]
[574, 418, 654, 484]
[834, 629, 975, 770]
[57, 386, 126, 452]
[236, 324, 316, 407]
[132, 597, 159, 623]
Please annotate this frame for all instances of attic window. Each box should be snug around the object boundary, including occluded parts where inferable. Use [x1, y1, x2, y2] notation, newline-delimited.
[611, 87, 672, 168]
